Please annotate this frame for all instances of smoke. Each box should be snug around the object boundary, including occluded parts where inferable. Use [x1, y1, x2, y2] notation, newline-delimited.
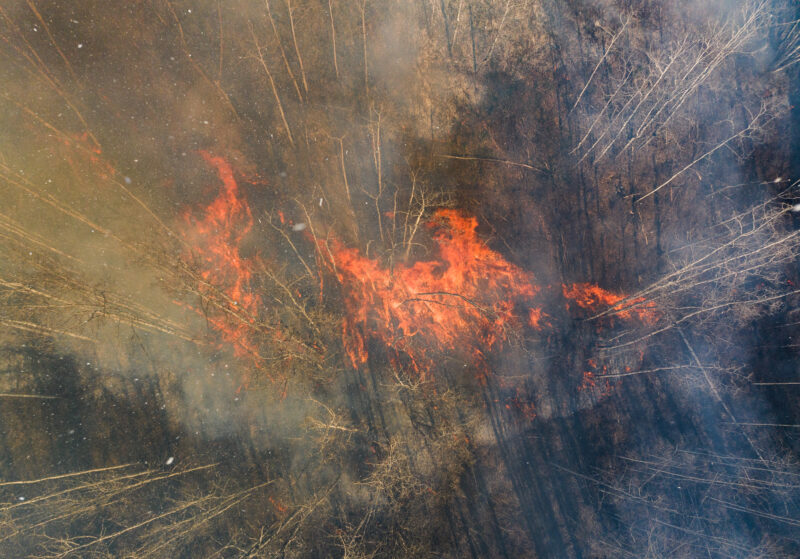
[1, 0, 799, 556]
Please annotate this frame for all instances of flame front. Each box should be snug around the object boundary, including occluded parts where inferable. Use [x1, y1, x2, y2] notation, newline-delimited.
[562, 283, 657, 323]
[181, 155, 657, 391]
[183, 152, 262, 367]
[326, 209, 544, 376]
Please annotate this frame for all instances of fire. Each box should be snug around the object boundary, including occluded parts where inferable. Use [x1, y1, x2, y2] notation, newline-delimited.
[325, 209, 658, 390]
[183, 152, 262, 366]
[325, 209, 544, 376]
[179, 152, 657, 396]
[562, 283, 657, 323]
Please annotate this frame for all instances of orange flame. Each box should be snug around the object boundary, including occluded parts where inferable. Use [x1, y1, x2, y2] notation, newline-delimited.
[562, 283, 657, 323]
[183, 152, 262, 366]
[325, 209, 544, 376]
[180, 152, 657, 397]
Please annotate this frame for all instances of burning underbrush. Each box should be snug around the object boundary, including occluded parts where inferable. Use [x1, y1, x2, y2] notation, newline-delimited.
[182, 152, 262, 364]
[180, 154, 658, 403]
[322, 209, 544, 377]
[1, 0, 798, 555]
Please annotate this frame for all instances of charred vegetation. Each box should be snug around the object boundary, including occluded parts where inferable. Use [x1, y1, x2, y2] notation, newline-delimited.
[1, 0, 799, 557]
